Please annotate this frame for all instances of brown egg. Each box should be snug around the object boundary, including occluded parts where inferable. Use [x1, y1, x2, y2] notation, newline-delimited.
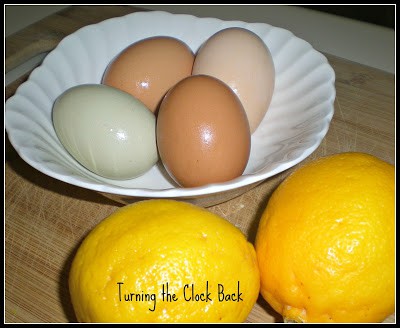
[157, 75, 251, 188]
[102, 36, 194, 113]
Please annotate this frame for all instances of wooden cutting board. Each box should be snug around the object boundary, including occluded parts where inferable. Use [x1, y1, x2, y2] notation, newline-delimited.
[5, 5, 395, 323]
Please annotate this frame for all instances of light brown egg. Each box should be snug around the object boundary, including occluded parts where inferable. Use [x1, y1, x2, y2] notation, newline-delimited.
[157, 74, 251, 188]
[102, 36, 194, 113]
[192, 27, 275, 134]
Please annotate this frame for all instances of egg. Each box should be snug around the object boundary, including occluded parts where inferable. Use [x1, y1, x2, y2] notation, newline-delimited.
[102, 36, 195, 113]
[52, 84, 158, 180]
[157, 75, 251, 188]
[192, 27, 275, 134]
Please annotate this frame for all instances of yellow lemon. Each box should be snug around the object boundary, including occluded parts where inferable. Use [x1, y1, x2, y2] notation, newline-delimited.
[69, 199, 259, 323]
[255, 152, 395, 323]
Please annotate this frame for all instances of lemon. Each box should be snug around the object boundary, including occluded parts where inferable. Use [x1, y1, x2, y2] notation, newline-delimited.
[255, 152, 395, 323]
[69, 199, 259, 322]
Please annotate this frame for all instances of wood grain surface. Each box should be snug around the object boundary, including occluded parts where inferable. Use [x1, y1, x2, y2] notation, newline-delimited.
[5, 5, 395, 323]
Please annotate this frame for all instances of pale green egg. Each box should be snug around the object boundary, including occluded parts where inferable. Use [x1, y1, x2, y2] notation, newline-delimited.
[52, 84, 158, 180]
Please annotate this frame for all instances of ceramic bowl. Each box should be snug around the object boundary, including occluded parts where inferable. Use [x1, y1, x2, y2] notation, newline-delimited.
[5, 10, 335, 207]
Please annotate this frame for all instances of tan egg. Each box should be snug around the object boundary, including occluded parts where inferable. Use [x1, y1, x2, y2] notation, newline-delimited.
[102, 36, 194, 113]
[192, 27, 275, 134]
[157, 75, 251, 188]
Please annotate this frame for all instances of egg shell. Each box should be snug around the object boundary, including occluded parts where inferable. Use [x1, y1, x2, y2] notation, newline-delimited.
[157, 75, 251, 188]
[52, 84, 158, 180]
[102, 36, 194, 113]
[192, 27, 275, 134]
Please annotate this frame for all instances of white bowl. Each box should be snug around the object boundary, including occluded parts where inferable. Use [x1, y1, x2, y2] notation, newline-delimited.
[5, 10, 335, 207]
